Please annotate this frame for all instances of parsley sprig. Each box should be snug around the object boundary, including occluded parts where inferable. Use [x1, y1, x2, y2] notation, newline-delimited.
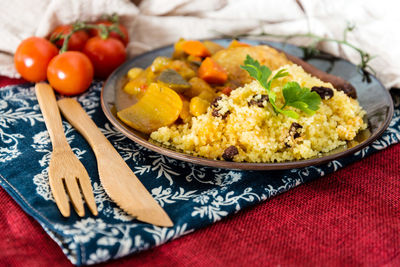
[240, 55, 321, 119]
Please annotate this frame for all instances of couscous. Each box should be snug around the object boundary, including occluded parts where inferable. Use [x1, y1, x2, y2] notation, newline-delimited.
[150, 64, 366, 162]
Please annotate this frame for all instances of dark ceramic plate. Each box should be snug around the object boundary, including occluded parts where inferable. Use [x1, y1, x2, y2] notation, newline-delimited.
[101, 39, 393, 170]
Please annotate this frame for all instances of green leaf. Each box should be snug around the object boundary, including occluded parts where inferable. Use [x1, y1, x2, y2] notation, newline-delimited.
[240, 65, 259, 80]
[243, 54, 259, 67]
[280, 109, 299, 119]
[267, 68, 288, 89]
[259, 65, 271, 87]
[282, 82, 301, 103]
[289, 102, 315, 115]
[289, 101, 309, 111]
[268, 97, 279, 113]
[282, 81, 321, 114]
[241, 55, 271, 89]
[240, 55, 320, 119]
[272, 68, 289, 80]
[303, 91, 321, 111]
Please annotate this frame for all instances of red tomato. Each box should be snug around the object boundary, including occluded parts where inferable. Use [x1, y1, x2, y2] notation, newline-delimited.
[90, 21, 129, 46]
[50, 25, 89, 51]
[47, 51, 94, 95]
[14, 37, 58, 82]
[83, 36, 126, 79]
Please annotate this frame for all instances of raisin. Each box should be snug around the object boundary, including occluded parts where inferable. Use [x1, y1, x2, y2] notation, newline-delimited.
[210, 96, 222, 108]
[311, 86, 334, 100]
[284, 133, 293, 147]
[212, 108, 230, 119]
[210, 96, 230, 119]
[338, 83, 357, 99]
[284, 123, 303, 148]
[221, 111, 231, 119]
[222, 145, 239, 161]
[289, 122, 303, 139]
[211, 108, 220, 117]
[248, 94, 269, 108]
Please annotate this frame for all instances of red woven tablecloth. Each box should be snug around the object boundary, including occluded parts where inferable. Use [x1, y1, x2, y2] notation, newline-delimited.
[1, 77, 399, 267]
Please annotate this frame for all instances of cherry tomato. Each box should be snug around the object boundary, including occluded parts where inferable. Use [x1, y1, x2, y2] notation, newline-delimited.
[90, 21, 129, 46]
[83, 36, 126, 79]
[47, 51, 94, 95]
[14, 37, 58, 82]
[50, 25, 89, 51]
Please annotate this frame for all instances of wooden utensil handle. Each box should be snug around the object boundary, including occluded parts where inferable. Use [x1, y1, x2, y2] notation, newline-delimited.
[35, 83, 70, 150]
[58, 99, 174, 227]
[57, 98, 114, 154]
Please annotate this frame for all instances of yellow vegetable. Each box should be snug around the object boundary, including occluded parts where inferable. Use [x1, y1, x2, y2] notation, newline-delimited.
[203, 40, 224, 55]
[123, 80, 142, 96]
[198, 90, 215, 102]
[145, 68, 157, 82]
[185, 77, 215, 98]
[117, 83, 183, 134]
[150, 57, 171, 73]
[123, 69, 149, 95]
[187, 55, 202, 64]
[127, 67, 143, 80]
[190, 96, 210, 116]
[172, 38, 186, 59]
[179, 99, 191, 123]
[169, 60, 196, 80]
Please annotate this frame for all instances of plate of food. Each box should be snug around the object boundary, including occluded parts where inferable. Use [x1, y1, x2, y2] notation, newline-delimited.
[101, 38, 393, 170]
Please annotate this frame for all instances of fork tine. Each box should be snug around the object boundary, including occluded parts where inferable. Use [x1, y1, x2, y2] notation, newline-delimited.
[36, 83, 98, 218]
[78, 174, 98, 216]
[49, 175, 70, 217]
[64, 177, 85, 217]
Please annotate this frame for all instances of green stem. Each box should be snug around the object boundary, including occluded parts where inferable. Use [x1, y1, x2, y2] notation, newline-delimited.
[109, 24, 125, 40]
[55, 17, 125, 53]
[59, 29, 75, 53]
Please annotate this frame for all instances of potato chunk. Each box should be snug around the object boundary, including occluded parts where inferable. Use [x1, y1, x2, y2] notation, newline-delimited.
[203, 40, 224, 55]
[117, 83, 183, 134]
[185, 77, 214, 98]
[190, 96, 210, 116]
[212, 45, 292, 87]
[127, 67, 143, 80]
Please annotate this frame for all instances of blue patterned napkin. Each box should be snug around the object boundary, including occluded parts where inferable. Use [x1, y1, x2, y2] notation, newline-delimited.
[0, 82, 399, 265]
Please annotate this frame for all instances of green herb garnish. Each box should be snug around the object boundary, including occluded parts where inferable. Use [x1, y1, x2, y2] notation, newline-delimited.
[240, 55, 321, 119]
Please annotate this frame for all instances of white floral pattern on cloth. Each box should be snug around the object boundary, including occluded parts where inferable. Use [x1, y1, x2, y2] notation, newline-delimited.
[0, 82, 399, 266]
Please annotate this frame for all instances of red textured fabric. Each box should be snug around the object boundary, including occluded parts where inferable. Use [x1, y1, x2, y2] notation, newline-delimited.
[1, 77, 399, 266]
[0, 76, 26, 88]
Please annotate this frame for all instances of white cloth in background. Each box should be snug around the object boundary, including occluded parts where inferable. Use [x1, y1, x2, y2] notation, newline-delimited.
[0, 0, 399, 88]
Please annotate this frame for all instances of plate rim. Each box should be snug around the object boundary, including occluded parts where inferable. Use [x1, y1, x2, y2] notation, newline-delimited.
[101, 39, 394, 170]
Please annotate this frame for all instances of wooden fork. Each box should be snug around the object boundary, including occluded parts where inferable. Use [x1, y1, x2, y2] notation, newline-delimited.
[35, 83, 97, 217]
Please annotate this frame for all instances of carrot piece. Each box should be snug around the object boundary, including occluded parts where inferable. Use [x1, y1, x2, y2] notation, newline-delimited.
[221, 86, 233, 96]
[182, 40, 211, 57]
[198, 57, 228, 84]
[228, 39, 251, 48]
